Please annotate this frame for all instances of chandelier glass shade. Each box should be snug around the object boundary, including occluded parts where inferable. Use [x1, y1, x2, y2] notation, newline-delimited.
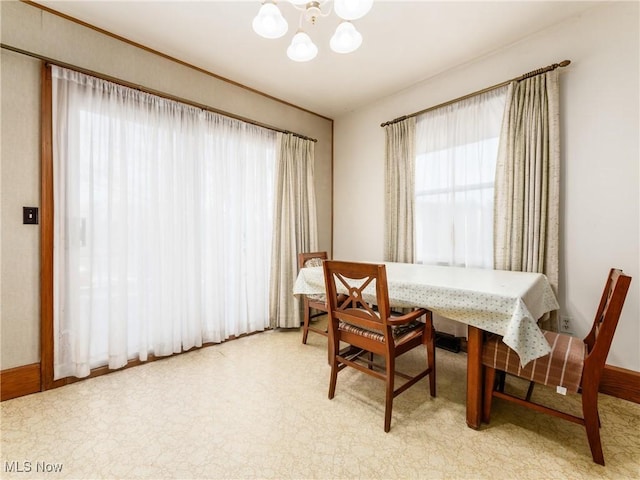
[252, 3, 289, 39]
[330, 21, 362, 54]
[333, 0, 373, 20]
[286, 31, 319, 62]
[252, 0, 373, 62]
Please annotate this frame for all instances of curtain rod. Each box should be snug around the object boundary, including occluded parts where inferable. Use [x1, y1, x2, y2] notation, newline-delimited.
[380, 60, 571, 128]
[1, 43, 318, 143]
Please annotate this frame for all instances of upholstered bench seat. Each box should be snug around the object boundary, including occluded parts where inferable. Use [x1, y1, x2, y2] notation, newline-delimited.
[482, 330, 586, 393]
[339, 319, 424, 345]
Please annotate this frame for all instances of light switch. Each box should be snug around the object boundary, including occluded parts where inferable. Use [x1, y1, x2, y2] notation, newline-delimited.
[23, 207, 39, 225]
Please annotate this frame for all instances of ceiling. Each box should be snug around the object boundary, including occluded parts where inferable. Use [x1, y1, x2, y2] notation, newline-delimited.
[34, 1, 602, 118]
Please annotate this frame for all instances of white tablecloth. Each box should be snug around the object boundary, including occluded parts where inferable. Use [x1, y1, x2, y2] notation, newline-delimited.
[293, 262, 559, 366]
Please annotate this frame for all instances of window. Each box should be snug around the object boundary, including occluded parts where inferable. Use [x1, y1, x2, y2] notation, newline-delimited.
[414, 87, 507, 268]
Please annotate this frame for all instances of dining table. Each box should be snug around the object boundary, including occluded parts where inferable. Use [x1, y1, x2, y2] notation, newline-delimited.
[293, 261, 560, 429]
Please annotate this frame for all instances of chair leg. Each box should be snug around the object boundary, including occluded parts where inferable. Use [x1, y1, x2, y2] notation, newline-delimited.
[497, 371, 506, 392]
[328, 324, 340, 400]
[302, 302, 311, 345]
[328, 355, 339, 400]
[482, 366, 496, 424]
[302, 304, 311, 345]
[525, 381, 535, 401]
[426, 331, 436, 397]
[582, 386, 605, 466]
[384, 356, 395, 433]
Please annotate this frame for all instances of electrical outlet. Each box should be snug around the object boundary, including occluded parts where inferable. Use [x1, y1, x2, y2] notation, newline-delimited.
[559, 315, 572, 333]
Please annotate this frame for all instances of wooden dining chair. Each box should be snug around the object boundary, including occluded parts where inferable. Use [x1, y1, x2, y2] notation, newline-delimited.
[323, 260, 436, 432]
[482, 268, 632, 465]
[298, 251, 330, 344]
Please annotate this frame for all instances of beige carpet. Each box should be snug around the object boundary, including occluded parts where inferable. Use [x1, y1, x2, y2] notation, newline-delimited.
[1, 327, 639, 479]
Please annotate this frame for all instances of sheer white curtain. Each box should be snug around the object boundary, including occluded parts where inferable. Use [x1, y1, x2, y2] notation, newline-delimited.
[415, 87, 507, 337]
[415, 87, 508, 268]
[52, 66, 276, 379]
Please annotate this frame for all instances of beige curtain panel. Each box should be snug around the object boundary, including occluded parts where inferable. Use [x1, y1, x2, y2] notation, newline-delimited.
[384, 117, 417, 263]
[494, 70, 560, 306]
[269, 133, 318, 329]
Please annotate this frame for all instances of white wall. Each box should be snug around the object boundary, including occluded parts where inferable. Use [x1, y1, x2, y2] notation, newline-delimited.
[333, 2, 639, 370]
[0, 50, 42, 369]
[0, 1, 333, 370]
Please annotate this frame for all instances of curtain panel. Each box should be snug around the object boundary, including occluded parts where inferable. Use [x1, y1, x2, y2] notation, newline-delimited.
[414, 87, 508, 269]
[51, 66, 277, 379]
[384, 117, 416, 263]
[494, 70, 560, 316]
[269, 133, 318, 329]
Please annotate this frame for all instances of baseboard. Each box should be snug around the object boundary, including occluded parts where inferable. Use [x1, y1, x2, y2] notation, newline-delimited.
[600, 365, 640, 404]
[1, 363, 41, 401]
[1, 358, 637, 405]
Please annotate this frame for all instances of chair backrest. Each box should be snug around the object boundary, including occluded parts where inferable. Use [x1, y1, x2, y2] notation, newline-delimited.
[583, 268, 632, 378]
[298, 251, 328, 269]
[322, 261, 391, 336]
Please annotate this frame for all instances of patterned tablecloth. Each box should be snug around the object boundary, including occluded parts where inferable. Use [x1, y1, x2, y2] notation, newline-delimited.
[293, 262, 560, 366]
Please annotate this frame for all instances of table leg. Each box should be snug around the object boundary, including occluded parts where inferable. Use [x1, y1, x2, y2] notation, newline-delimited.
[466, 326, 483, 429]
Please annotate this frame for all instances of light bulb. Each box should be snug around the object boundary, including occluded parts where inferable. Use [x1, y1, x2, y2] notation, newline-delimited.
[334, 0, 373, 20]
[287, 31, 318, 62]
[252, 3, 288, 39]
[330, 21, 362, 54]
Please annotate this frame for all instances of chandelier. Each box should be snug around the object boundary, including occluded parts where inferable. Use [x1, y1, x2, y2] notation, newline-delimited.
[252, 0, 373, 62]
